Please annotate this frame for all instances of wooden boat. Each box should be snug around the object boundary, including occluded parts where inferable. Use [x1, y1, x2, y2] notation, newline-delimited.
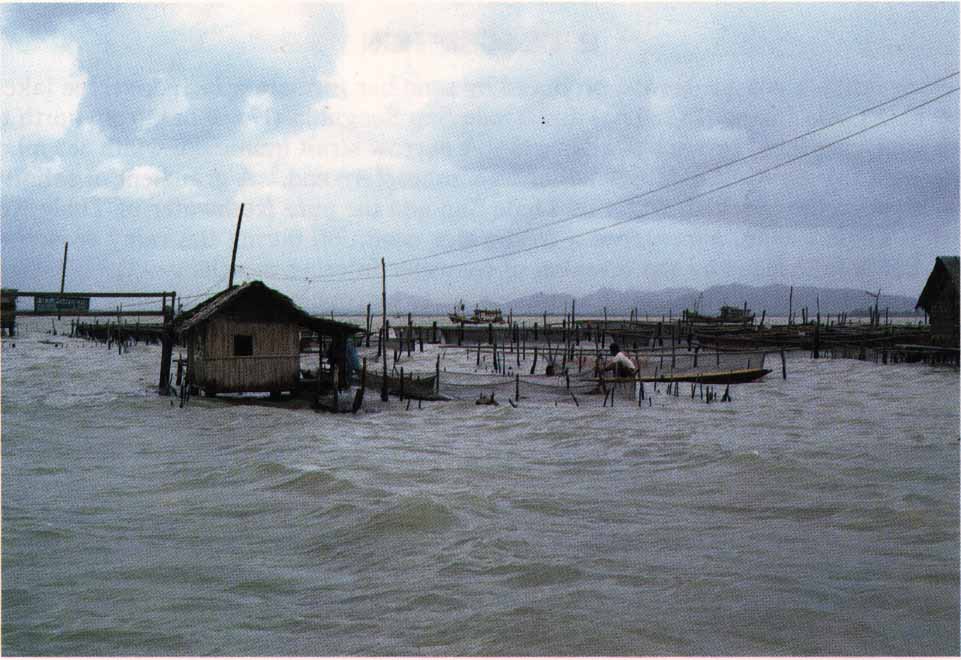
[449, 301, 505, 324]
[683, 305, 755, 324]
[589, 367, 771, 385]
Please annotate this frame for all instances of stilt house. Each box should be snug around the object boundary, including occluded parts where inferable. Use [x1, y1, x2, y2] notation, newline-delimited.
[174, 281, 360, 395]
[916, 256, 959, 348]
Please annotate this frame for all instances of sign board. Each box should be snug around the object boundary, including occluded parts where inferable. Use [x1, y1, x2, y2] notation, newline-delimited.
[34, 295, 91, 313]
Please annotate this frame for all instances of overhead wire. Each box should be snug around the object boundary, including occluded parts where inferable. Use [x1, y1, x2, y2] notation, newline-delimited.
[243, 71, 958, 282]
[299, 85, 958, 284]
[100, 276, 227, 311]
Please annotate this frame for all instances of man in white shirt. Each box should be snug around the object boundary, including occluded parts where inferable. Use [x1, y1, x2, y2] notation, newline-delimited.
[600, 343, 637, 378]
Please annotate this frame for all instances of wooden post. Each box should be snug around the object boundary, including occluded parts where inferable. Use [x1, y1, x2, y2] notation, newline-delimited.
[158, 291, 175, 395]
[432, 320, 438, 343]
[332, 365, 339, 411]
[407, 312, 413, 357]
[515, 373, 520, 402]
[399, 367, 405, 400]
[530, 346, 538, 375]
[788, 285, 793, 326]
[780, 348, 787, 379]
[228, 203, 244, 288]
[365, 303, 371, 347]
[814, 296, 821, 359]
[435, 354, 440, 395]
[381, 258, 388, 402]
[603, 306, 607, 345]
[58, 241, 68, 321]
[562, 321, 568, 369]
[315, 333, 323, 408]
[352, 358, 367, 413]
[671, 330, 676, 369]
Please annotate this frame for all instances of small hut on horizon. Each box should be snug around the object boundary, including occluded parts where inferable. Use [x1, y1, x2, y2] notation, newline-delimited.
[916, 256, 959, 348]
[174, 281, 361, 396]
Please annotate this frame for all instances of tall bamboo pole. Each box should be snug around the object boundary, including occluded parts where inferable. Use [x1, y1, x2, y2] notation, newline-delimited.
[228, 203, 245, 288]
[57, 241, 68, 320]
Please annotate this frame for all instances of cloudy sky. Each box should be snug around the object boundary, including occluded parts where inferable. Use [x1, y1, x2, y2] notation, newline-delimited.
[2, 3, 958, 311]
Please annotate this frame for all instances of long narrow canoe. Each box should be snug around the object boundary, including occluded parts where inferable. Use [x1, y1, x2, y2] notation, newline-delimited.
[589, 367, 771, 385]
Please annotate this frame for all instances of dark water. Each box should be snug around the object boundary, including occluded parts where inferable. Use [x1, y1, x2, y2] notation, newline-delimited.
[2, 325, 958, 655]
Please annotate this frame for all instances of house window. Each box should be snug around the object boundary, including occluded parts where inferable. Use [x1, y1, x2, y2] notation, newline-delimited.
[233, 334, 254, 356]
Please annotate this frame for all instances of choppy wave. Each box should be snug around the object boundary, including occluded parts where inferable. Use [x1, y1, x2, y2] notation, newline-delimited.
[1, 326, 958, 655]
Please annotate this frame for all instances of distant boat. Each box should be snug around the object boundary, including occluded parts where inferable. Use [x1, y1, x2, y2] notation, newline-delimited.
[449, 300, 505, 324]
[682, 305, 755, 324]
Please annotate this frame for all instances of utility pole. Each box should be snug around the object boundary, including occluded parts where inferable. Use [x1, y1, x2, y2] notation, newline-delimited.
[228, 203, 245, 288]
[58, 241, 68, 320]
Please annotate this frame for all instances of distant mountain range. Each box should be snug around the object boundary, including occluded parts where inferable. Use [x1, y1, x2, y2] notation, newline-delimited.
[380, 283, 920, 316]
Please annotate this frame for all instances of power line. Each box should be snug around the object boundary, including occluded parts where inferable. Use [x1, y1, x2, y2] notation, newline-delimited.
[302, 86, 958, 284]
[106, 277, 226, 310]
[248, 71, 958, 282]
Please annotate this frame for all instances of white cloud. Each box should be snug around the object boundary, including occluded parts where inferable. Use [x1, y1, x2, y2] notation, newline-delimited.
[242, 91, 275, 135]
[326, 4, 488, 122]
[118, 164, 164, 198]
[23, 156, 64, 184]
[1, 35, 87, 143]
[164, 3, 314, 47]
[234, 5, 493, 230]
[140, 84, 190, 132]
[95, 157, 126, 175]
[92, 164, 198, 201]
[3, 156, 64, 192]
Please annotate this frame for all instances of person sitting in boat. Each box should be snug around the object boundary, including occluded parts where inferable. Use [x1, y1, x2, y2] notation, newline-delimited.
[600, 343, 637, 378]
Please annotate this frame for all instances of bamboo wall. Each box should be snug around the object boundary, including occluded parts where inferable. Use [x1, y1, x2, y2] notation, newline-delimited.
[930, 288, 960, 347]
[189, 319, 301, 393]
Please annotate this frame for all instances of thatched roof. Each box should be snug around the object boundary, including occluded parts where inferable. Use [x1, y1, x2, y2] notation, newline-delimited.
[174, 281, 361, 336]
[916, 256, 960, 311]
